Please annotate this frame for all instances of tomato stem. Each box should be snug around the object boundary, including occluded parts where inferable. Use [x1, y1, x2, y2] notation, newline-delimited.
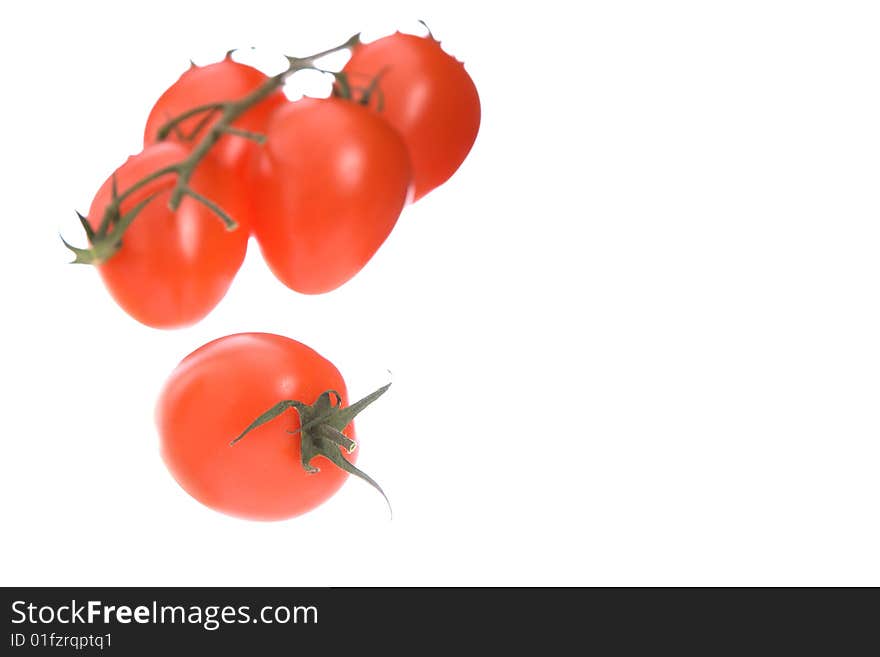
[220, 125, 267, 144]
[62, 32, 362, 265]
[231, 383, 392, 516]
[357, 67, 390, 108]
[94, 165, 179, 240]
[155, 103, 225, 141]
[182, 189, 238, 230]
[331, 70, 388, 111]
[417, 19, 436, 40]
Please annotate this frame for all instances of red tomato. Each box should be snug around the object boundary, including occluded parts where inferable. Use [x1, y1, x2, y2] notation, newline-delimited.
[87, 143, 249, 328]
[157, 333, 377, 520]
[143, 55, 285, 176]
[253, 97, 411, 294]
[343, 32, 480, 200]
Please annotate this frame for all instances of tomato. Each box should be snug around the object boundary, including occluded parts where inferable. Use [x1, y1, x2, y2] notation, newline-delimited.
[87, 143, 249, 328]
[143, 55, 286, 177]
[156, 333, 387, 520]
[253, 97, 411, 294]
[343, 32, 480, 200]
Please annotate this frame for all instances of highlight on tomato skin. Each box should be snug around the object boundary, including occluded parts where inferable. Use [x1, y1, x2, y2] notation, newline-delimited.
[156, 333, 387, 521]
[343, 31, 481, 201]
[87, 144, 250, 329]
[253, 96, 412, 295]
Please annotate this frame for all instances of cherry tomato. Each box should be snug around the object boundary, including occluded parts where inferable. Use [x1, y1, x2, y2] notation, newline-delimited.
[343, 32, 480, 200]
[143, 55, 286, 177]
[253, 97, 411, 294]
[156, 333, 364, 520]
[87, 143, 249, 328]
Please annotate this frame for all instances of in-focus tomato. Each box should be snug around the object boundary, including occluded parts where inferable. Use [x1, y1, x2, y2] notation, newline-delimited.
[156, 333, 387, 520]
[87, 143, 249, 328]
[144, 55, 286, 177]
[253, 97, 411, 294]
[343, 32, 480, 200]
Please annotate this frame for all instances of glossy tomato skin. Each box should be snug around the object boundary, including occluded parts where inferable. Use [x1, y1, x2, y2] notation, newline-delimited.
[143, 56, 286, 176]
[344, 32, 480, 200]
[156, 333, 353, 521]
[254, 97, 411, 294]
[87, 143, 249, 328]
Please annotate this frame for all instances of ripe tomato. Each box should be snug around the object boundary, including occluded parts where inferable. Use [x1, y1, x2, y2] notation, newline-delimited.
[87, 142, 249, 328]
[253, 97, 411, 294]
[156, 333, 384, 520]
[143, 55, 286, 176]
[343, 32, 480, 200]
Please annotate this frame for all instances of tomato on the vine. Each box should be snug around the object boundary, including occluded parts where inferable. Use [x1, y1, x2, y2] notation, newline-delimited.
[156, 332, 388, 520]
[343, 31, 480, 200]
[253, 96, 411, 294]
[87, 143, 249, 328]
[143, 55, 286, 177]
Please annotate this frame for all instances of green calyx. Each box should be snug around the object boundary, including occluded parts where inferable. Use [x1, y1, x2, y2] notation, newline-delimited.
[61, 190, 162, 265]
[231, 383, 391, 515]
[332, 69, 388, 111]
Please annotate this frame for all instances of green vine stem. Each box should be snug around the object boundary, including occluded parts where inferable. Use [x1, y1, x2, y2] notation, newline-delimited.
[62, 33, 361, 265]
[332, 69, 388, 111]
[231, 384, 392, 515]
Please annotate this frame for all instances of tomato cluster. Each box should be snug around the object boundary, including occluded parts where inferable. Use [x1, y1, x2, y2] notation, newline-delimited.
[70, 29, 481, 521]
[77, 31, 480, 328]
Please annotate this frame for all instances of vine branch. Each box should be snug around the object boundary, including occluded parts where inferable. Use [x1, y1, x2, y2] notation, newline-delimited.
[63, 32, 361, 265]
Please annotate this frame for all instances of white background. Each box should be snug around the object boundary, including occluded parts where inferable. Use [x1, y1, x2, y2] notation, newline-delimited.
[1, 0, 878, 586]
